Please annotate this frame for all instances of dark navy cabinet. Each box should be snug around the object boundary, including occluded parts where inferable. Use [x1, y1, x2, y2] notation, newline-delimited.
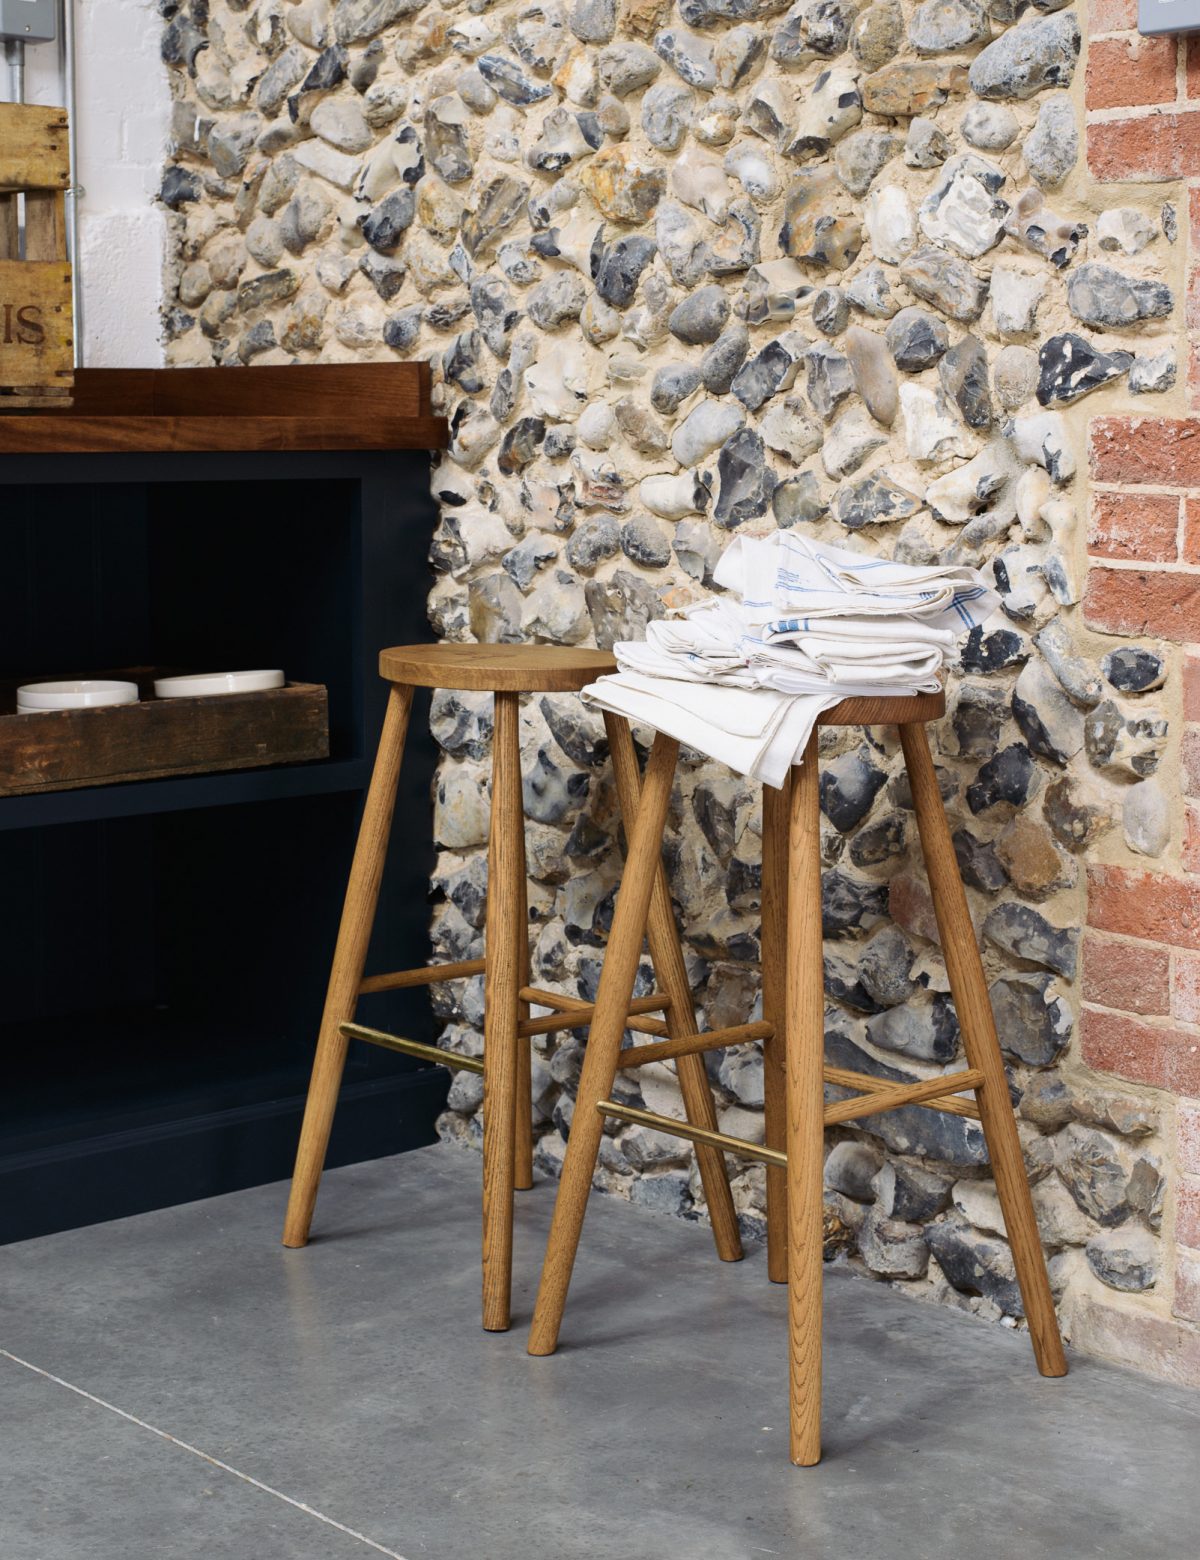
[0, 367, 450, 1241]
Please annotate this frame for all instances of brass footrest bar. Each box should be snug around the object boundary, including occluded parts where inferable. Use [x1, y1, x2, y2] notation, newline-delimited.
[823, 1068, 986, 1127]
[619, 1020, 775, 1070]
[597, 1099, 786, 1170]
[359, 957, 486, 996]
[601, 1066, 986, 1169]
[824, 1064, 982, 1121]
[339, 1021, 484, 1074]
[518, 986, 670, 1039]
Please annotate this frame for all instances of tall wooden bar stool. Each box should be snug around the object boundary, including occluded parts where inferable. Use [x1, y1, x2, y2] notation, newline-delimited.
[282, 644, 742, 1333]
[528, 693, 1067, 1463]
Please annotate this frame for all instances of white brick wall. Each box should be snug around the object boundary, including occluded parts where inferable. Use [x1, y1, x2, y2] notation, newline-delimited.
[24, 0, 169, 367]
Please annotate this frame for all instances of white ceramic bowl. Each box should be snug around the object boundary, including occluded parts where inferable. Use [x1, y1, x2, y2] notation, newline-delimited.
[153, 669, 285, 699]
[17, 679, 140, 711]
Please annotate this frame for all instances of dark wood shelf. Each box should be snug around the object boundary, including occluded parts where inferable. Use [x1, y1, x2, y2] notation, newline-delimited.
[0, 414, 450, 454]
[0, 754, 370, 831]
[0, 363, 449, 454]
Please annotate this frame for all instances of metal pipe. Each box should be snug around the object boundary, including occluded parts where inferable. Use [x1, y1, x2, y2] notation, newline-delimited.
[597, 1098, 788, 1171]
[62, 0, 81, 366]
[339, 1021, 485, 1075]
[5, 37, 24, 102]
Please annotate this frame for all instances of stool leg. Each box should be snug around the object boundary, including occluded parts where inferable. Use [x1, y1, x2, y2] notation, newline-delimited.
[787, 734, 826, 1466]
[604, 715, 743, 1265]
[483, 691, 524, 1331]
[899, 722, 1068, 1379]
[514, 876, 534, 1193]
[283, 683, 413, 1248]
[529, 733, 681, 1356]
[761, 774, 792, 1285]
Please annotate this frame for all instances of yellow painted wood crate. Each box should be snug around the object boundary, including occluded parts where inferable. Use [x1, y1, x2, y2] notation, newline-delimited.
[0, 101, 73, 409]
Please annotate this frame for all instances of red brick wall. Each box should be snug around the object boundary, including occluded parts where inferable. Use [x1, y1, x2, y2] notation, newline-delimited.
[1085, 6, 1200, 1334]
[1087, 1, 1200, 178]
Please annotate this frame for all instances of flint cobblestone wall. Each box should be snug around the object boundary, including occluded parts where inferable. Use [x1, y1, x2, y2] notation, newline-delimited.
[159, 0, 1199, 1382]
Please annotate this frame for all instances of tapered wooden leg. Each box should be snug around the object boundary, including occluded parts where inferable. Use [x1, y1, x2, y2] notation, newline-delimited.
[761, 774, 792, 1285]
[787, 734, 825, 1467]
[514, 828, 534, 1193]
[283, 683, 413, 1248]
[899, 722, 1068, 1379]
[483, 691, 524, 1331]
[529, 733, 681, 1356]
[604, 715, 743, 1264]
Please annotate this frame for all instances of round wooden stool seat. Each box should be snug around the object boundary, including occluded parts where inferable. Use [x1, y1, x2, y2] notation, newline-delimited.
[817, 688, 946, 727]
[378, 643, 617, 693]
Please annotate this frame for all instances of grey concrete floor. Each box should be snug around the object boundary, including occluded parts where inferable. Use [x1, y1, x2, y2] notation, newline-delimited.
[2, 1144, 1197, 1560]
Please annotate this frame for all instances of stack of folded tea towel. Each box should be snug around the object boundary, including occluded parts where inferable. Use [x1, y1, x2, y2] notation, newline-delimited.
[581, 532, 998, 788]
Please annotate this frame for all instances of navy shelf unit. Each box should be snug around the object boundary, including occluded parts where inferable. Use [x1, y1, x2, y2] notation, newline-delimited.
[0, 368, 451, 1243]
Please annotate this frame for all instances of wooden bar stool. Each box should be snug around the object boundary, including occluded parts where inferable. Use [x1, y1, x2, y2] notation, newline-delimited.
[282, 644, 742, 1333]
[528, 694, 1067, 1463]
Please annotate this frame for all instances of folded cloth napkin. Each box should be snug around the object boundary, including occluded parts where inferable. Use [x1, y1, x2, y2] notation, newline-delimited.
[613, 638, 758, 688]
[759, 613, 955, 649]
[621, 603, 758, 684]
[748, 638, 941, 691]
[582, 672, 842, 788]
[617, 637, 929, 698]
[618, 600, 942, 693]
[583, 533, 994, 786]
[715, 531, 999, 633]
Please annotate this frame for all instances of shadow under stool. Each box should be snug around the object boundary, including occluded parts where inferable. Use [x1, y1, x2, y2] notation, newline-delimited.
[282, 643, 743, 1332]
[527, 692, 1068, 1463]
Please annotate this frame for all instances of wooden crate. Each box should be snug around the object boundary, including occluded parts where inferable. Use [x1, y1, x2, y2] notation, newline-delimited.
[0, 102, 73, 410]
[0, 672, 329, 796]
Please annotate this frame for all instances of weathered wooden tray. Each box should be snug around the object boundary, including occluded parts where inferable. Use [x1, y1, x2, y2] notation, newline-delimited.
[0, 671, 329, 795]
[0, 102, 74, 409]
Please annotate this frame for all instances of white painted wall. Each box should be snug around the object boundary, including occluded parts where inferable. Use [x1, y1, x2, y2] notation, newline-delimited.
[22, 0, 169, 367]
